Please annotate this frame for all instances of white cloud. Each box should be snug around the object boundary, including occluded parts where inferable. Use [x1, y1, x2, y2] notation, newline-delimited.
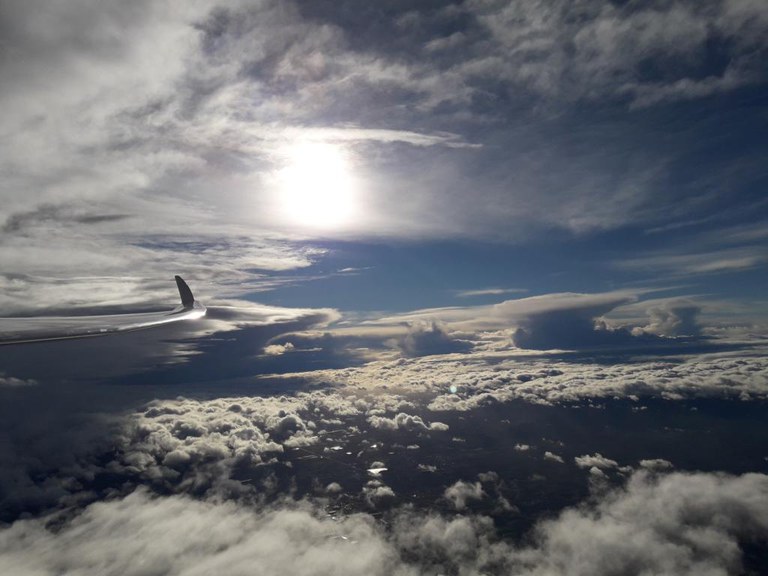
[544, 451, 564, 464]
[455, 287, 527, 298]
[638, 303, 702, 337]
[263, 342, 295, 356]
[639, 459, 675, 472]
[574, 453, 619, 470]
[367, 412, 449, 433]
[294, 342, 768, 407]
[2, 470, 767, 575]
[443, 480, 485, 511]
[375, 290, 643, 333]
[363, 482, 396, 508]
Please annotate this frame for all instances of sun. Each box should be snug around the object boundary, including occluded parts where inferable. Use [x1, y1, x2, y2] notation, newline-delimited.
[275, 141, 358, 229]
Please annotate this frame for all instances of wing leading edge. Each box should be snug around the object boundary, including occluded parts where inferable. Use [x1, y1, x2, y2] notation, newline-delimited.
[0, 276, 207, 345]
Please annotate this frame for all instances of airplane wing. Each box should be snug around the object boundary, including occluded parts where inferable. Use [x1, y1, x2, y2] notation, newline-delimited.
[0, 276, 206, 345]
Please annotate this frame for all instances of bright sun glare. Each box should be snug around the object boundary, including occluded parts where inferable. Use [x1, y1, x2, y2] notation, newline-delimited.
[276, 141, 358, 229]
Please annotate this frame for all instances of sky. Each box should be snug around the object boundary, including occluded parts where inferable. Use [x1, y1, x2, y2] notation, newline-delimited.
[1, 1, 768, 575]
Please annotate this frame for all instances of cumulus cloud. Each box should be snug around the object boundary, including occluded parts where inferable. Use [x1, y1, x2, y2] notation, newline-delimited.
[544, 451, 564, 464]
[521, 470, 768, 574]
[395, 321, 473, 358]
[639, 303, 702, 337]
[263, 342, 295, 356]
[443, 480, 485, 511]
[303, 341, 768, 408]
[1, 470, 767, 575]
[363, 482, 396, 508]
[574, 453, 619, 470]
[0, 384, 467, 519]
[368, 412, 449, 433]
[106, 393, 392, 497]
[375, 290, 697, 351]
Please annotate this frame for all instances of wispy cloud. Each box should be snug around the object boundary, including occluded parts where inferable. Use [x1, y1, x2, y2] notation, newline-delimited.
[618, 247, 768, 277]
[454, 287, 527, 298]
[457, 0, 768, 107]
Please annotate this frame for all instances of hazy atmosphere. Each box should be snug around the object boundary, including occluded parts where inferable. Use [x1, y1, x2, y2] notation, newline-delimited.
[1, 1, 767, 574]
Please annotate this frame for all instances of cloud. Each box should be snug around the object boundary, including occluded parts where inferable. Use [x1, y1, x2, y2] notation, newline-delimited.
[108, 396, 334, 495]
[574, 453, 619, 470]
[368, 412, 449, 433]
[263, 342, 295, 356]
[2, 470, 767, 575]
[300, 341, 768, 409]
[638, 303, 702, 337]
[455, 287, 527, 298]
[443, 480, 485, 511]
[544, 451, 564, 464]
[0, 0, 763, 264]
[639, 459, 675, 472]
[0, 301, 340, 384]
[0, 0, 485, 311]
[363, 482, 396, 508]
[0, 385, 462, 518]
[0, 374, 36, 388]
[373, 290, 717, 351]
[521, 470, 768, 574]
[0, 239, 321, 314]
[511, 294, 640, 350]
[618, 247, 768, 278]
[377, 291, 643, 332]
[460, 0, 768, 107]
[395, 321, 474, 357]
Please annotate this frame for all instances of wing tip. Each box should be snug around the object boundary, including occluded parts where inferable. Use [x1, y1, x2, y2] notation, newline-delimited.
[175, 275, 195, 308]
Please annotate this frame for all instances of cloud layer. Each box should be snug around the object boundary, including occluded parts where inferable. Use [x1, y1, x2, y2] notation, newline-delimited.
[1, 470, 767, 575]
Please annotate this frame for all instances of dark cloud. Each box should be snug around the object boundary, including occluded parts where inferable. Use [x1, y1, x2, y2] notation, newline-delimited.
[2, 204, 131, 234]
[396, 321, 473, 357]
[511, 297, 641, 350]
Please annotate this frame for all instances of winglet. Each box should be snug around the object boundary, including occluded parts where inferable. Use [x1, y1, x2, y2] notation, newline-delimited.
[175, 275, 195, 309]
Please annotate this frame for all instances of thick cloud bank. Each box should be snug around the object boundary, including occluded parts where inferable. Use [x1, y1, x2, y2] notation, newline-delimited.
[1, 470, 767, 576]
[303, 347, 768, 408]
